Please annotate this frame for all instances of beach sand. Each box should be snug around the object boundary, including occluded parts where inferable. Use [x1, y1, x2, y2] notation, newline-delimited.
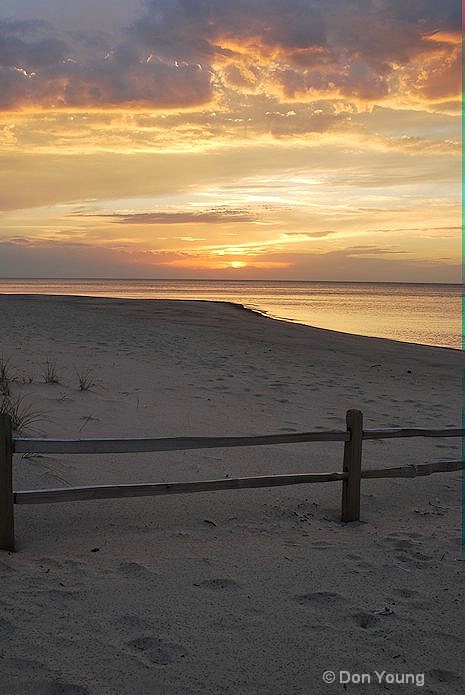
[0, 295, 463, 694]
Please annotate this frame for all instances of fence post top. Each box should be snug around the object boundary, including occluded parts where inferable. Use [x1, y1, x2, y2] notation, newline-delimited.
[346, 409, 363, 423]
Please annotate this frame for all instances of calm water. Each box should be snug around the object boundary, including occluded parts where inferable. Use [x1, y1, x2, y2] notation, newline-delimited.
[0, 279, 462, 349]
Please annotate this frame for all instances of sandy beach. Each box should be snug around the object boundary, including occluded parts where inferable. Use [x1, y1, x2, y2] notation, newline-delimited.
[0, 294, 463, 694]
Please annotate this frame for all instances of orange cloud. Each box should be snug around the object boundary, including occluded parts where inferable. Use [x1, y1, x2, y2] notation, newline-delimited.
[0, 2, 461, 112]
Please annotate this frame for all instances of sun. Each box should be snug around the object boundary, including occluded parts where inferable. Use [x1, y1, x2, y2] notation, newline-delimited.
[230, 261, 246, 269]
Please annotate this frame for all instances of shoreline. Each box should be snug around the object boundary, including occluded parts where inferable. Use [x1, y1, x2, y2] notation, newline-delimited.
[0, 291, 461, 353]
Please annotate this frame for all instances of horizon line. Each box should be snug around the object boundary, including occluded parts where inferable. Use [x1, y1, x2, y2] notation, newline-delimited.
[0, 277, 462, 286]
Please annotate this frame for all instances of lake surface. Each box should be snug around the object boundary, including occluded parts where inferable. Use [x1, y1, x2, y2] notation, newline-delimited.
[0, 279, 461, 349]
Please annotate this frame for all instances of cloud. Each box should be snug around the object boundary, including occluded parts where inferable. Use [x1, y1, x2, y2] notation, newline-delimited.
[282, 231, 337, 239]
[342, 245, 406, 256]
[134, 0, 328, 61]
[95, 208, 258, 224]
[0, 57, 212, 111]
[242, 247, 460, 282]
[380, 0, 460, 31]
[136, 0, 461, 102]
[0, 21, 67, 69]
[0, 237, 189, 277]
[0, 237, 458, 282]
[0, 19, 212, 109]
[0, 1, 460, 111]
[0, 150, 275, 211]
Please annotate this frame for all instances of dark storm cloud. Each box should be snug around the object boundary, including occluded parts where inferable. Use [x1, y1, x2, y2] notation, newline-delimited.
[136, 0, 460, 100]
[133, 0, 328, 61]
[0, 0, 460, 110]
[138, 0, 460, 59]
[0, 62, 211, 109]
[381, 0, 460, 30]
[0, 21, 67, 68]
[0, 16, 212, 108]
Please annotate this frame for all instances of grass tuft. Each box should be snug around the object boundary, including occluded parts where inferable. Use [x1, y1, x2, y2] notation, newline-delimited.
[42, 359, 59, 384]
[76, 369, 96, 391]
[0, 394, 42, 433]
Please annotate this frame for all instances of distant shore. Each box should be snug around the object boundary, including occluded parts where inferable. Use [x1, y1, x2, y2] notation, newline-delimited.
[1, 294, 463, 694]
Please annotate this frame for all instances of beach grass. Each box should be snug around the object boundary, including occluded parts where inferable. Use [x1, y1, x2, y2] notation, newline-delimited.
[42, 359, 59, 384]
[76, 369, 96, 391]
[0, 394, 42, 433]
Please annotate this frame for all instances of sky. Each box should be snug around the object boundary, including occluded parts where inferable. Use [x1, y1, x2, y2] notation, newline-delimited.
[0, 0, 461, 280]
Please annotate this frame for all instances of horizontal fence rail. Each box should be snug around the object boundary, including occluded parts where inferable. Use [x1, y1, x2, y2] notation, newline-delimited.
[361, 460, 464, 478]
[362, 428, 465, 440]
[15, 471, 349, 505]
[13, 431, 349, 455]
[1, 410, 464, 551]
[13, 428, 464, 456]
[14, 461, 464, 506]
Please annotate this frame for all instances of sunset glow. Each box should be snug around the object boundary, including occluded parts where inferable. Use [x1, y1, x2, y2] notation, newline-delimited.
[0, 0, 460, 280]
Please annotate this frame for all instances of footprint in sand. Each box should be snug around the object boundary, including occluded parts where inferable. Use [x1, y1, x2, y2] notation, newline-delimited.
[311, 541, 333, 550]
[117, 561, 158, 581]
[38, 558, 62, 571]
[63, 559, 88, 578]
[39, 590, 80, 609]
[353, 612, 379, 629]
[195, 578, 241, 591]
[292, 591, 344, 607]
[114, 613, 153, 635]
[380, 536, 429, 558]
[395, 551, 432, 566]
[392, 539, 417, 551]
[128, 635, 187, 665]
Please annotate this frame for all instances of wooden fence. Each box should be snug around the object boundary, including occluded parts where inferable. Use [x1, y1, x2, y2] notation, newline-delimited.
[1, 409, 464, 551]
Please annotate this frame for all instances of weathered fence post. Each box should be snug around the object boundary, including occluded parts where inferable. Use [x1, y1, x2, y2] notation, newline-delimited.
[341, 409, 363, 522]
[0, 414, 14, 551]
